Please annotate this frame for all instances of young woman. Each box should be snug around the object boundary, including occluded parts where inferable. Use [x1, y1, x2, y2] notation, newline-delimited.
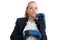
[10, 1, 47, 40]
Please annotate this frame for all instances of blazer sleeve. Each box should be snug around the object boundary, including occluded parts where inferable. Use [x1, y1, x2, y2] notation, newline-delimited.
[10, 18, 22, 40]
[39, 15, 47, 40]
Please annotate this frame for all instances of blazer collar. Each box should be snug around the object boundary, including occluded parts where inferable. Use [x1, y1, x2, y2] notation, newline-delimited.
[24, 17, 39, 25]
[24, 18, 40, 31]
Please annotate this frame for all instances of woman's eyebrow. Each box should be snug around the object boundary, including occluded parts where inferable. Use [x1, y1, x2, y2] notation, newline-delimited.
[29, 6, 37, 8]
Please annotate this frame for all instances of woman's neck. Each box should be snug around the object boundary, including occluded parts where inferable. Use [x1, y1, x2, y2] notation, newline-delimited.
[28, 16, 35, 23]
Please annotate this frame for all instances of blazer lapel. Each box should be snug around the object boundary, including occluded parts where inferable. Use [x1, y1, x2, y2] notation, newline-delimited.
[35, 19, 40, 31]
[21, 18, 28, 31]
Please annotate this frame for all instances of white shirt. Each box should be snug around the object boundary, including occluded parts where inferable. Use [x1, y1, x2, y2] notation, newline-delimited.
[23, 20, 38, 32]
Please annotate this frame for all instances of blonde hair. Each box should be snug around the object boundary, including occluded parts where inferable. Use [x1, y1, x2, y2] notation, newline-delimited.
[25, 1, 36, 18]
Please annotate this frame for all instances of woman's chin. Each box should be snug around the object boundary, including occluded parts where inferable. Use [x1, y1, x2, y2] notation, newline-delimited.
[31, 15, 36, 18]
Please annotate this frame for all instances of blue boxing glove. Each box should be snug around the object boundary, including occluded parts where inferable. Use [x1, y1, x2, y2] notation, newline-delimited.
[29, 30, 42, 40]
[23, 30, 42, 40]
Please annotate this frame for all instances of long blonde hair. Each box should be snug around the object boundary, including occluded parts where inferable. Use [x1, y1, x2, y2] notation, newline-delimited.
[25, 1, 36, 18]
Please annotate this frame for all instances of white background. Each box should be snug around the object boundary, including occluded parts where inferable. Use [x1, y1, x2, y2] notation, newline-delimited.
[0, 0, 60, 40]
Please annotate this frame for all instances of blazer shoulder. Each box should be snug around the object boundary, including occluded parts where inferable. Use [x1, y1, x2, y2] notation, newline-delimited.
[16, 17, 28, 23]
[17, 17, 28, 21]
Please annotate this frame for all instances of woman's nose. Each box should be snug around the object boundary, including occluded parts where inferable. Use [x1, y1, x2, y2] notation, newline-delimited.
[32, 9, 35, 11]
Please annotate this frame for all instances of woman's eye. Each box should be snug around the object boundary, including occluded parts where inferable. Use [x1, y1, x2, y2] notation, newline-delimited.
[30, 8, 32, 9]
[35, 7, 37, 9]
[29, 7, 38, 10]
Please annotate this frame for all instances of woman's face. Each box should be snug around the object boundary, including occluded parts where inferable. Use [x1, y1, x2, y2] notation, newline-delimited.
[27, 3, 38, 18]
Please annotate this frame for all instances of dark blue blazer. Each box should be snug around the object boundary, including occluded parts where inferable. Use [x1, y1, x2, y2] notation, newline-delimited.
[10, 17, 47, 40]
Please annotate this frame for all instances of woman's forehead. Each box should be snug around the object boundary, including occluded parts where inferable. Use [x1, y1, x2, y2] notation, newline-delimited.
[28, 3, 37, 7]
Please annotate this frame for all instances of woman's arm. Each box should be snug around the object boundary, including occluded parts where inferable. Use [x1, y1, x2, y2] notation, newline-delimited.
[10, 18, 23, 40]
[39, 14, 47, 40]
